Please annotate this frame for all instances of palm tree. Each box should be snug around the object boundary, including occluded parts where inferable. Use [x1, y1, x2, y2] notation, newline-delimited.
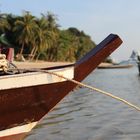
[31, 15, 51, 60]
[0, 13, 11, 34]
[0, 13, 18, 48]
[13, 11, 38, 56]
[30, 13, 59, 61]
[44, 12, 59, 61]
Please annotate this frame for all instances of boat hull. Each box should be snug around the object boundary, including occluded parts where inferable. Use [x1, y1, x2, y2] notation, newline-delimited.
[0, 34, 123, 139]
[98, 64, 133, 69]
[0, 80, 77, 138]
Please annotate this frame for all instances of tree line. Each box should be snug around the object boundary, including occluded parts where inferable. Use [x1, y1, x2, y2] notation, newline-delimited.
[0, 11, 96, 62]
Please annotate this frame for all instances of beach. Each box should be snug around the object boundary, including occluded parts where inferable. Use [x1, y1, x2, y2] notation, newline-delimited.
[13, 61, 113, 69]
[13, 61, 73, 69]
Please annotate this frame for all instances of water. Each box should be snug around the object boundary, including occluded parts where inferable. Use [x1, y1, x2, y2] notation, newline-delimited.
[25, 66, 140, 140]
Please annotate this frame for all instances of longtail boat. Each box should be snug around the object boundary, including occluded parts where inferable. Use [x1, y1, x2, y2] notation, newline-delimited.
[98, 63, 133, 69]
[0, 34, 122, 140]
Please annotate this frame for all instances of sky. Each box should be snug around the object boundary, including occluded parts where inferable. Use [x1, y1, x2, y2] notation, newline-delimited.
[0, 0, 140, 61]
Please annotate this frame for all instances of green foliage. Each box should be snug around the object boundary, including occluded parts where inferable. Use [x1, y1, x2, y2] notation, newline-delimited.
[57, 28, 96, 61]
[103, 56, 113, 63]
[0, 11, 96, 62]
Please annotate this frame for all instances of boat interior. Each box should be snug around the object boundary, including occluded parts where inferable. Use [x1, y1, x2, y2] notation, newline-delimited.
[0, 60, 75, 76]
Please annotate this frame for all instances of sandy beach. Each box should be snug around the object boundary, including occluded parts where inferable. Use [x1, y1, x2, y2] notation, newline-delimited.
[13, 61, 73, 69]
[13, 61, 111, 69]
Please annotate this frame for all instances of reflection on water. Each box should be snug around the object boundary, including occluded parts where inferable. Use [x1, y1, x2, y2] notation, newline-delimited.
[25, 66, 140, 140]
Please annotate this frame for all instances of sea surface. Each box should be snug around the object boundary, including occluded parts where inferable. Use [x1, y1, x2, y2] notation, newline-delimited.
[25, 66, 140, 140]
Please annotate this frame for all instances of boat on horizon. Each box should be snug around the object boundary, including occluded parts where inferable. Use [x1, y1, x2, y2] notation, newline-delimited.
[98, 63, 133, 69]
[0, 34, 122, 140]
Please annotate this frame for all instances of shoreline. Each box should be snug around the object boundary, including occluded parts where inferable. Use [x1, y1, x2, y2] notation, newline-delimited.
[13, 61, 113, 69]
[13, 61, 118, 70]
[13, 61, 73, 69]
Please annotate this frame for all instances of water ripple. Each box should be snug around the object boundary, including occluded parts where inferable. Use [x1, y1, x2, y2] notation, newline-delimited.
[26, 67, 140, 140]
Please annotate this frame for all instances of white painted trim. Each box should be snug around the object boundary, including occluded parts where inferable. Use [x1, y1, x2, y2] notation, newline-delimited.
[0, 122, 37, 137]
[0, 67, 74, 90]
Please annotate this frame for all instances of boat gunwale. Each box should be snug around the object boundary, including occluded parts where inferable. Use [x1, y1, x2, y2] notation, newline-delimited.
[0, 65, 74, 80]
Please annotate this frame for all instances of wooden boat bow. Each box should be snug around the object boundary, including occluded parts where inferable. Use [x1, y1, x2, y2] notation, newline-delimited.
[74, 34, 122, 81]
[0, 34, 122, 140]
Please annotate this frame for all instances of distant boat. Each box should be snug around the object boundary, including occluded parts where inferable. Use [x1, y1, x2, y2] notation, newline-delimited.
[137, 52, 140, 75]
[0, 34, 122, 140]
[137, 62, 140, 75]
[98, 63, 133, 69]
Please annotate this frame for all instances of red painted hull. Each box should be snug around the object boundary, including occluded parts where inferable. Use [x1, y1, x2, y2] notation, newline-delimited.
[0, 34, 122, 139]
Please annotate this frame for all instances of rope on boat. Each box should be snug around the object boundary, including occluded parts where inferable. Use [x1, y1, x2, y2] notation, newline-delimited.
[0, 54, 20, 74]
[0, 54, 8, 72]
[42, 70, 140, 112]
